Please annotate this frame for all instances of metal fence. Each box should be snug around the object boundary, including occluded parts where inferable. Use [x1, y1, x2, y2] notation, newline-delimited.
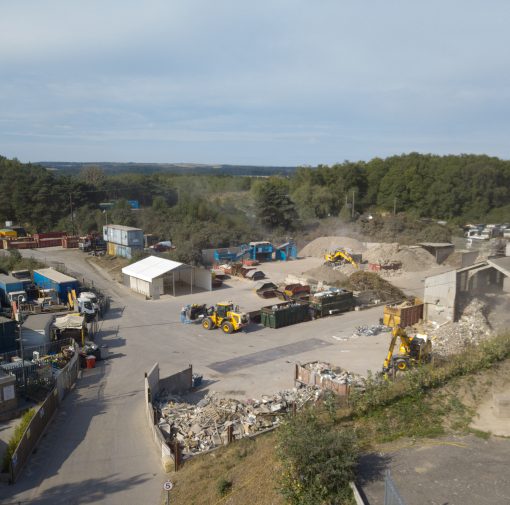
[9, 347, 79, 483]
[384, 470, 406, 505]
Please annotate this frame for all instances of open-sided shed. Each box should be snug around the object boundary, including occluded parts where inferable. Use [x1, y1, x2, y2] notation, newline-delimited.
[122, 256, 212, 299]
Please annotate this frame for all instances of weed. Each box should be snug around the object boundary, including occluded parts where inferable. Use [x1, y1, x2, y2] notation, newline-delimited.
[469, 429, 491, 440]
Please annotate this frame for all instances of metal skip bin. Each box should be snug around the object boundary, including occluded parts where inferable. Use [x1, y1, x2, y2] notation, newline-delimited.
[260, 301, 310, 329]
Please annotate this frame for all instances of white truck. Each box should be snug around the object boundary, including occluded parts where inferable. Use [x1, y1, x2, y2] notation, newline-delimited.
[77, 291, 100, 321]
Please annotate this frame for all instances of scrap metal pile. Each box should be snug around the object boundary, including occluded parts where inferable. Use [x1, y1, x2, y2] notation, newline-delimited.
[156, 387, 321, 456]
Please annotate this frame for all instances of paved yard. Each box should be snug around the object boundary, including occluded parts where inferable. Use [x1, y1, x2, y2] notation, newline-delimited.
[359, 435, 510, 505]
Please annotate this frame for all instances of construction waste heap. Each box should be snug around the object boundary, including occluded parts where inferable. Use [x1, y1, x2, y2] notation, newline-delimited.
[430, 298, 494, 357]
[156, 365, 366, 457]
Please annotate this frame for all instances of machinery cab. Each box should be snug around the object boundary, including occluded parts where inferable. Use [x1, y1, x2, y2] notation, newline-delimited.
[216, 302, 233, 319]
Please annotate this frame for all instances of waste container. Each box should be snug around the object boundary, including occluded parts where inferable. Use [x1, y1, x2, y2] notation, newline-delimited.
[86, 355, 96, 369]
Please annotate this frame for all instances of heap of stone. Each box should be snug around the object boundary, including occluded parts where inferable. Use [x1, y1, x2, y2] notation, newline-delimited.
[156, 387, 320, 456]
[431, 298, 493, 357]
[301, 361, 366, 388]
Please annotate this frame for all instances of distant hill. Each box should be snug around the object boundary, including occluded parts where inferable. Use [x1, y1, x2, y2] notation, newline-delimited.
[37, 161, 297, 176]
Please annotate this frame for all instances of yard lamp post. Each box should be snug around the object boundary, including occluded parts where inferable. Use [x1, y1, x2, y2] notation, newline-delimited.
[16, 294, 27, 392]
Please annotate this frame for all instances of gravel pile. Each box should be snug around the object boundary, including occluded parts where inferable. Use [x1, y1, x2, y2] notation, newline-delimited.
[304, 264, 349, 286]
[364, 243, 436, 271]
[432, 299, 493, 357]
[300, 236, 365, 258]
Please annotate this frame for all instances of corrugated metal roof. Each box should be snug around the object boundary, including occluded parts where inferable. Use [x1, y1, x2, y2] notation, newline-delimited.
[34, 268, 77, 284]
[488, 257, 510, 277]
[103, 224, 142, 232]
[121, 255, 190, 282]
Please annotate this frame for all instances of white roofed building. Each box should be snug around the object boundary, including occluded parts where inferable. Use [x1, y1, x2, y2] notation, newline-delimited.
[121, 256, 212, 299]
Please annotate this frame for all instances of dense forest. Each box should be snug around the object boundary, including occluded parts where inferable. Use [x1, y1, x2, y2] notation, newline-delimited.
[1, 153, 509, 261]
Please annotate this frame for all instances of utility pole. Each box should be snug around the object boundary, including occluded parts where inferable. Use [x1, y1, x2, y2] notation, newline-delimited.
[393, 197, 397, 216]
[351, 190, 355, 219]
[69, 194, 76, 235]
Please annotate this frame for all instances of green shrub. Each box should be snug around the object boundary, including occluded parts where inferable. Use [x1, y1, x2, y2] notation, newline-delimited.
[216, 477, 232, 497]
[277, 409, 358, 505]
[2, 408, 36, 472]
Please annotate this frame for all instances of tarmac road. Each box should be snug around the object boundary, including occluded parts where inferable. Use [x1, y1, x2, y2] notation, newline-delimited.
[1, 248, 390, 504]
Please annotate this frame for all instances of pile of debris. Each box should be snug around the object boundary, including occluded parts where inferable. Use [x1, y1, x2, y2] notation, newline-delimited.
[352, 324, 391, 337]
[431, 298, 494, 357]
[363, 243, 436, 272]
[347, 271, 405, 302]
[300, 361, 366, 388]
[299, 236, 365, 258]
[156, 387, 321, 456]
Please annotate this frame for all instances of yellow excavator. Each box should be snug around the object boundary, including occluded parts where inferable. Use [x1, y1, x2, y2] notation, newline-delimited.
[202, 301, 249, 334]
[382, 299, 432, 378]
[324, 249, 360, 269]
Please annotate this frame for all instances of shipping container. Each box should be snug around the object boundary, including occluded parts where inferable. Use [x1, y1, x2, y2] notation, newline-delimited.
[33, 232, 65, 240]
[36, 238, 63, 248]
[106, 242, 142, 259]
[102, 224, 143, 247]
[260, 301, 310, 329]
[3, 239, 37, 250]
[33, 268, 79, 303]
[0, 274, 27, 304]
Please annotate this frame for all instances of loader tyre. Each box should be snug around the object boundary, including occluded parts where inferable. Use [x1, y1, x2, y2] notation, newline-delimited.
[202, 317, 213, 330]
[222, 322, 234, 334]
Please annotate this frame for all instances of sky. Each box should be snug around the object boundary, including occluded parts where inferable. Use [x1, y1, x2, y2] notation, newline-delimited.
[1, 0, 510, 166]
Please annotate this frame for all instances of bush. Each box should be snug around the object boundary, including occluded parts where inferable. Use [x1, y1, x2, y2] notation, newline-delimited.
[277, 409, 358, 505]
[216, 477, 232, 496]
[2, 408, 36, 472]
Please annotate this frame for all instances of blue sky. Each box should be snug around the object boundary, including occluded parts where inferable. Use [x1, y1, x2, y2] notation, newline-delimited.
[1, 1, 509, 166]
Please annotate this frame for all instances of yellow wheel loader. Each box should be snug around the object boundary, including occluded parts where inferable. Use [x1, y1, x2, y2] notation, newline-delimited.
[201, 302, 249, 334]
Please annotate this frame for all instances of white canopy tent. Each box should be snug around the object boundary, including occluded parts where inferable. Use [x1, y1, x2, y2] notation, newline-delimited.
[121, 256, 212, 299]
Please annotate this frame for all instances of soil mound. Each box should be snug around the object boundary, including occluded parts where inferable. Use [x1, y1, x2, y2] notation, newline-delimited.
[300, 236, 365, 258]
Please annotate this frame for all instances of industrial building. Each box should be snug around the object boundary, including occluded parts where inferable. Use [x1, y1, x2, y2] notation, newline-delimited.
[424, 259, 509, 322]
[121, 256, 212, 299]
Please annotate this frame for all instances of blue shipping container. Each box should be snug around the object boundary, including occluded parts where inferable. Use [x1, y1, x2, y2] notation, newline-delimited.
[33, 268, 79, 303]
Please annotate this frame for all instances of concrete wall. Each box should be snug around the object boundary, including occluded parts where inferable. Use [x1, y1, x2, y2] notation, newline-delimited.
[424, 269, 457, 322]
[158, 365, 193, 395]
[194, 268, 212, 291]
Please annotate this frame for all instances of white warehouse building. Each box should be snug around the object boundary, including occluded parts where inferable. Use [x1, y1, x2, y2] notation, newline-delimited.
[121, 255, 212, 299]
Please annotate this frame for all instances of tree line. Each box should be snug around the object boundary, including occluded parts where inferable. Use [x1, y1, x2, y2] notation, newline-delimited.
[1, 153, 509, 259]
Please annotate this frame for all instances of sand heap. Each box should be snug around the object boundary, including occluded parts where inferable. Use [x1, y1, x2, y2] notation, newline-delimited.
[300, 236, 365, 258]
[363, 243, 436, 272]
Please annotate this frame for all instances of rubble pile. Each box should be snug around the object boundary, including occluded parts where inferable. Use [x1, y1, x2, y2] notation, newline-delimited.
[302, 361, 366, 388]
[353, 324, 391, 337]
[156, 387, 321, 455]
[432, 299, 494, 357]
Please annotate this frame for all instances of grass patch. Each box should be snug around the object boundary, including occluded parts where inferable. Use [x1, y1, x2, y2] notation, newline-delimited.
[469, 428, 491, 440]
